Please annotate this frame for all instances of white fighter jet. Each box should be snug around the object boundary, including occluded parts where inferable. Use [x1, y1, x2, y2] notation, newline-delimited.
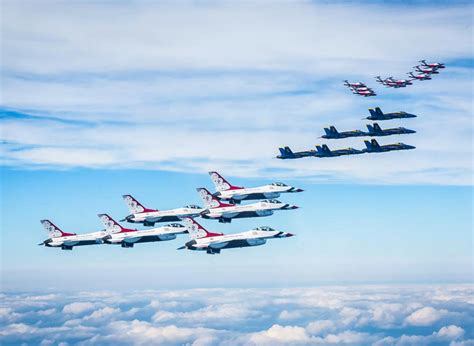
[38, 220, 106, 250]
[121, 194, 204, 226]
[98, 214, 187, 248]
[197, 188, 299, 223]
[177, 218, 294, 254]
[208, 171, 303, 204]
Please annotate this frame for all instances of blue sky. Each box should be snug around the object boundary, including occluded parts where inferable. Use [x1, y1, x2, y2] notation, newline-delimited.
[0, 1, 473, 344]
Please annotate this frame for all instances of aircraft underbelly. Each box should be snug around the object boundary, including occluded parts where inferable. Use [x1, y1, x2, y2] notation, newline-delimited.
[64, 240, 100, 246]
[147, 216, 181, 223]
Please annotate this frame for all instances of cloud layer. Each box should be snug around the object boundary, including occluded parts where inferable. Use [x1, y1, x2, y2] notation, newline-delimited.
[1, 1, 473, 184]
[1, 285, 473, 345]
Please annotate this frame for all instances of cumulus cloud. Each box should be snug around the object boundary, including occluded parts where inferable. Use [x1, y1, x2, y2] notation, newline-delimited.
[63, 302, 98, 314]
[404, 306, 448, 326]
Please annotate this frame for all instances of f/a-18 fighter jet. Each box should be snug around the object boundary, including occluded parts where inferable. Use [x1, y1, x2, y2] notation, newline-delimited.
[38, 220, 106, 250]
[97, 214, 187, 248]
[407, 72, 432, 81]
[419, 60, 445, 69]
[414, 65, 439, 74]
[366, 123, 416, 137]
[321, 125, 367, 139]
[121, 195, 204, 226]
[197, 188, 298, 223]
[208, 171, 303, 204]
[366, 107, 417, 121]
[276, 146, 317, 159]
[363, 139, 415, 153]
[177, 218, 294, 255]
[315, 144, 363, 157]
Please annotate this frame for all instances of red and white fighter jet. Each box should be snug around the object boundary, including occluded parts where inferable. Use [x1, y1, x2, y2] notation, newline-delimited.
[38, 220, 106, 250]
[208, 171, 303, 204]
[197, 188, 298, 223]
[177, 218, 294, 254]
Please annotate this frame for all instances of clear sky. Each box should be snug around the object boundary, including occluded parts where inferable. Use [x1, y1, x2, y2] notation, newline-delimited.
[0, 1, 472, 291]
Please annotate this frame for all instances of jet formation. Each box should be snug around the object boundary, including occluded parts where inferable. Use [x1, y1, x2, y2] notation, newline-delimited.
[277, 107, 416, 159]
[344, 59, 445, 96]
[39, 172, 302, 254]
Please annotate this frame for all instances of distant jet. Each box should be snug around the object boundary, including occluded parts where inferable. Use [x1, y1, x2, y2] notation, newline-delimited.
[351, 88, 377, 97]
[98, 214, 187, 248]
[387, 76, 413, 86]
[197, 188, 298, 223]
[363, 139, 415, 153]
[208, 171, 303, 204]
[419, 60, 445, 69]
[315, 144, 363, 157]
[38, 220, 105, 250]
[276, 146, 317, 159]
[321, 125, 367, 139]
[177, 218, 294, 255]
[366, 123, 416, 137]
[343, 80, 366, 88]
[407, 72, 432, 81]
[414, 65, 439, 74]
[366, 107, 417, 121]
[121, 195, 204, 226]
[375, 76, 410, 88]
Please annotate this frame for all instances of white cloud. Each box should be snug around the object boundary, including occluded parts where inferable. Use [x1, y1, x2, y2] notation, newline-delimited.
[62, 302, 97, 314]
[306, 320, 336, 335]
[249, 324, 311, 345]
[405, 306, 448, 326]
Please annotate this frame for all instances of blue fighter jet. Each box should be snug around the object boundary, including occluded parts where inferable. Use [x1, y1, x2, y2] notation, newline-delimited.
[315, 144, 363, 157]
[321, 126, 368, 139]
[366, 107, 417, 121]
[277, 146, 317, 159]
[366, 123, 416, 137]
[362, 139, 415, 153]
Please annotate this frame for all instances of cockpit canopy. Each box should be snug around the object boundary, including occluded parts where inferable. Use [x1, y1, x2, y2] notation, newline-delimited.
[255, 226, 276, 232]
[271, 182, 288, 187]
[184, 204, 201, 209]
[166, 223, 185, 228]
[261, 199, 281, 204]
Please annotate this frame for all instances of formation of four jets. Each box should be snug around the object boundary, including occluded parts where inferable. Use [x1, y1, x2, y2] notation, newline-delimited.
[277, 107, 416, 160]
[39, 172, 302, 254]
[346, 59, 445, 97]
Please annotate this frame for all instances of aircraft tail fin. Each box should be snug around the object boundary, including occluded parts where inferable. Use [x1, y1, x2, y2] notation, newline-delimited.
[323, 128, 331, 136]
[40, 220, 76, 238]
[366, 124, 374, 133]
[371, 139, 381, 148]
[374, 107, 384, 116]
[208, 172, 242, 192]
[183, 218, 223, 240]
[97, 214, 129, 234]
[278, 146, 294, 158]
[196, 188, 234, 209]
[321, 144, 330, 152]
[329, 126, 338, 134]
[364, 140, 373, 150]
[122, 195, 157, 214]
[368, 108, 377, 118]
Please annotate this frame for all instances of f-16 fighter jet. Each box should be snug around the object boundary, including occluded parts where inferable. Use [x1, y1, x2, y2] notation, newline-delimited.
[414, 66, 439, 74]
[208, 172, 303, 204]
[38, 220, 106, 250]
[363, 139, 415, 153]
[98, 214, 187, 248]
[407, 72, 432, 81]
[419, 60, 445, 69]
[366, 123, 416, 137]
[315, 144, 363, 157]
[366, 107, 417, 121]
[321, 126, 367, 139]
[276, 146, 317, 159]
[177, 218, 294, 254]
[122, 195, 204, 226]
[197, 188, 298, 223]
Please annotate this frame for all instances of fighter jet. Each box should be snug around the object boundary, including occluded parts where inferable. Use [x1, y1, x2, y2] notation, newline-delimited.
[344, 81, 376, 97]
[197, 188, 298, 223]
[366, 123, 416, 137]
[362, 139, 415, 153]
[419, 60, 445, 69]
[98, 214, 187, 248]
[38, 220, 106, 250]
[122, 194, 204, 226]
[343, 80, 366, 88]
[177, 218, 294, 255]
[375, 76, 411, 88]
[407, 72, 432, 81]
[414, 65, 439, 74]
[208, 171, 303, 204]
[315, 144, 363, 157]
[321, 125, 367, 139]
[276, 146, 317, 159]
[351, 88, 377, 97]
[366, 107, 417, 121]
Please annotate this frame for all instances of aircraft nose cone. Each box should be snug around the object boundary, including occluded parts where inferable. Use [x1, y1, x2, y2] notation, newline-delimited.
[291, 188, 304, 193]
[285, 205, 299, 209]
[286, 233, 295, 237]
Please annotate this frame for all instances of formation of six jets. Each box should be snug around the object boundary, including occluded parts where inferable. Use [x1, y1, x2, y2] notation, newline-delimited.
[39, 172, 302, 254]
[345, 59, 445, 97]
[277, 107, 417, 160]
